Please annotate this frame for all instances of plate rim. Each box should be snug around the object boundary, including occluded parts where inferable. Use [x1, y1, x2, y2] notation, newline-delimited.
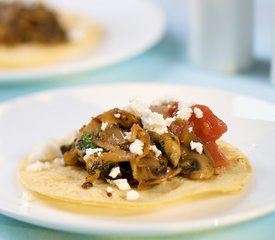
[0, 199, 274, 236]
[1, 82, 275, 107]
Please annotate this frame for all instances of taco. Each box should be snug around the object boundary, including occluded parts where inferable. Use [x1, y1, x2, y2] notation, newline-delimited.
[19, 98, 252, 209]
[0, 2, 100, 69]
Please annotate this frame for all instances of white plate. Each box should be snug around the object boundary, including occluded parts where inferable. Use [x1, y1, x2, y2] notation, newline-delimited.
[0, 83, 275, 236]
[0, 0, 165, 82]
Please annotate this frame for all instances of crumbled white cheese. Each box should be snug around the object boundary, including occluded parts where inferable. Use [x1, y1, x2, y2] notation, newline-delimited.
[53, 157, 65, 165]
[113, 179, 131, 190]
[190, 141, 203, 154]
[151, 96, 178, 106]
[26, 157, 65, 172]
[84, 148, 103, 161]
[114, 113, 121, 118]
[26, 161, 51, 172]
[101, 122, 108, 131]
[176, 101, 193, 121]
[28, 145, 46, 162]
[149, 145, 162, 157]
[106, 186, 113, 193]
[125, 97, 151, 118]
[124, 97, 197, 135]
[57, 130, 79, 146]
[126, 190, 140, 201]
[28, 142, 60, 162]
[142, 112, 175, 135]
[188, 127, 193, 133]
[28, 131, 79, 162]
[194, 107, 203, 119]
[125, 97, 180, 134]
[109, 166, 121, 178]
[129, 139, 144, 155]
[124, 131, 132, 141]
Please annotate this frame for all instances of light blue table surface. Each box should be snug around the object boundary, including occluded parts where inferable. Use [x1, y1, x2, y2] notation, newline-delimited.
[0, 0, 275, 239]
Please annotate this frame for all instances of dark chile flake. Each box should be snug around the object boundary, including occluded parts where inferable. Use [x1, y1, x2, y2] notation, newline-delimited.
[81, 182, 93, 189]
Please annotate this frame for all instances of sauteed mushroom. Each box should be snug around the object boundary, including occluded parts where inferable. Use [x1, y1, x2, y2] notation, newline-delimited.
[149, 131, 181, 166]
[129, 124, 150, 157]
[93, 124, 125, 150]
[179, 152, 214, 180]
[97, 108, 141, 128]
[60, 102, 222, 189]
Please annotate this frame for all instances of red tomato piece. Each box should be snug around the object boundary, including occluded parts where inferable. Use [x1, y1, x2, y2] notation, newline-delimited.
[190, 104, 228, 143]
[204, 141, 228, 167]
[190, 104, 228, 167]
[167, 102, 179, 117]
[169, 119, 194, 143]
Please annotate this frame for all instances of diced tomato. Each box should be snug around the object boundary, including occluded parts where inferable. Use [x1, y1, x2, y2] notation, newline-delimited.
[170, 119, 187, 140]
[167, 102, 179, 117]
[169, 119, 196, 146]
[204, 141, 228, 167]
[169, 102, 228, 167]
[189, 104, 228, 167]
[190, 104, 228, 143]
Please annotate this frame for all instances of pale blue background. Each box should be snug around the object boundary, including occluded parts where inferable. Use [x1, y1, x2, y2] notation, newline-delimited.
[0, 0, 274, 239]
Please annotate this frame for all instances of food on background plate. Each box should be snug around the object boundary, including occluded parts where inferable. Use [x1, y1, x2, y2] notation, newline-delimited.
[0, 1, 101, 68]
[19, 97, 252, 209]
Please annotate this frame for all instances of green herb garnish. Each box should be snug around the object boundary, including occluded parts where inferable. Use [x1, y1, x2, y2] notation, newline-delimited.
[76, 133, 97, 151]
[159, 140, 165, 150]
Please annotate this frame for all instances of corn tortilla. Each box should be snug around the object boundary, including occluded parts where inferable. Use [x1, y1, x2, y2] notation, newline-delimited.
[18, 140, 252, 209]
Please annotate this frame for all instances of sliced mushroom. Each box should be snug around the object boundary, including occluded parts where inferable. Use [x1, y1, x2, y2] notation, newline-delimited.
[131, 154, 163, 187]
[81, 118, 101, 134]
[85, 149, 135, 182]
[130, 151, 182, 189]
[86, 149, 135, 167]
[139, 168, 182, 189]
[132, 153, 166, 180]
[130, 124, 150, 157]
[179, 152, 214, 180]
[62, 142, 85, 166]
[149, 131, 181, 166]
[63, 147, 79, 166]
[97, 108, 141, 128]
[93, 124, 125, 150]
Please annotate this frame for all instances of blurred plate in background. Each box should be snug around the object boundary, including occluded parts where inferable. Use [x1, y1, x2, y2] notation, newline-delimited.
[0, 0, 165, 82]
